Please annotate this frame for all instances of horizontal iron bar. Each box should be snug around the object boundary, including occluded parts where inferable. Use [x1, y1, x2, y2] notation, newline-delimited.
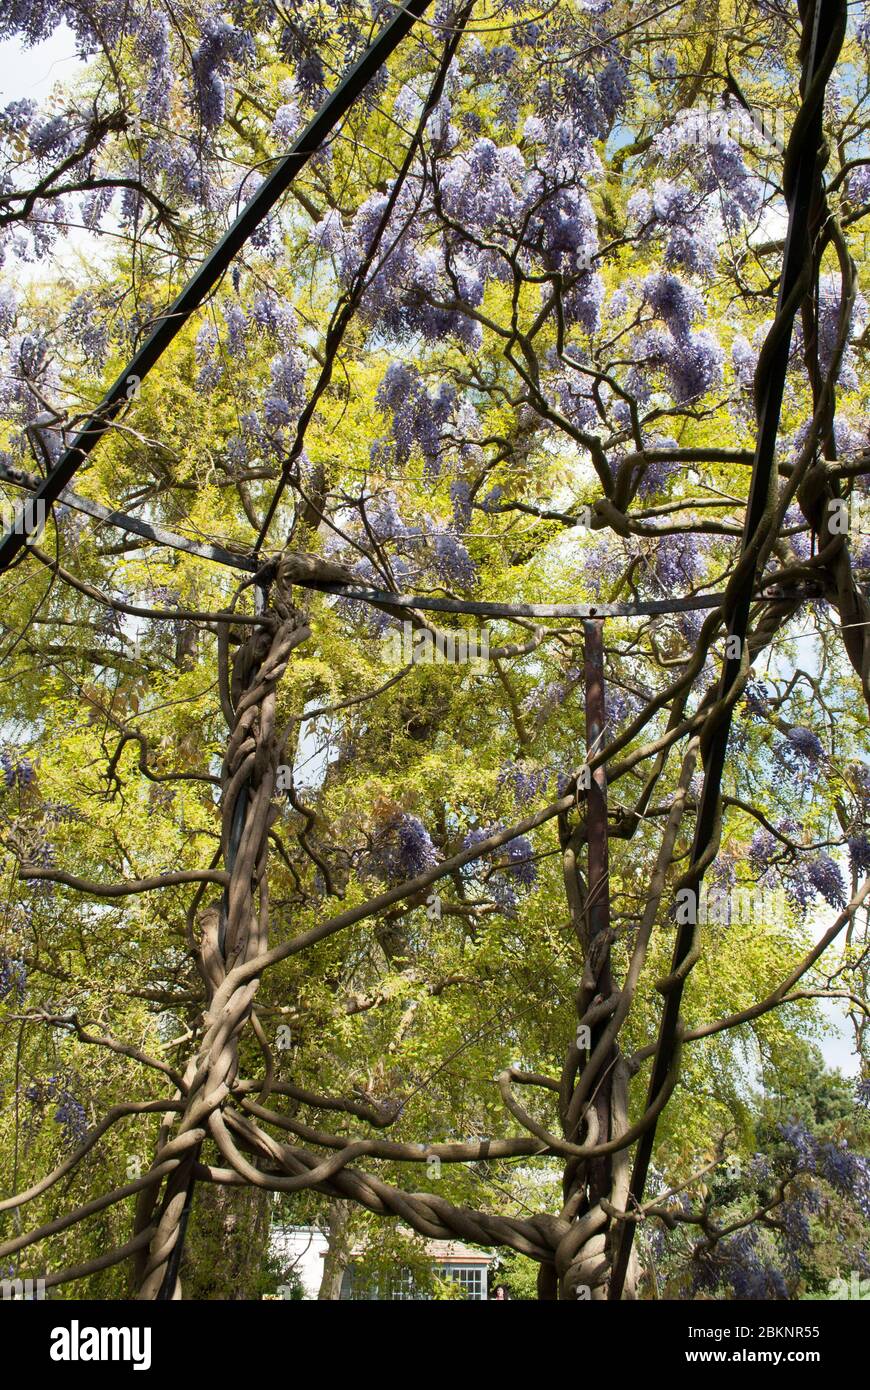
[281, 578, 817, 621]
[0, 459, 260, 570]
[65, 492, 260, 572]
[3, 451, 815, 618]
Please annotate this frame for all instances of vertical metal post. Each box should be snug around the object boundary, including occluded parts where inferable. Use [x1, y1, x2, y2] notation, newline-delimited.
[580, 619, 615, 1229]
[583, 620, 610, 949]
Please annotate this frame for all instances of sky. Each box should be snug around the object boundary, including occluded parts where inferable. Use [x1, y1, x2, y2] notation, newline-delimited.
[0, 23, 82, 103]
[0, 24, 106, 285]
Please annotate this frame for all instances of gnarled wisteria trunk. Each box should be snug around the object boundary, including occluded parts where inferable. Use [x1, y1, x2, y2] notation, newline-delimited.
[134, 570, 310, 1298]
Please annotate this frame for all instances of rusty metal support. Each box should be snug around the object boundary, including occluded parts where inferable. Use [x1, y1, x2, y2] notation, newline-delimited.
[583, 619, 610, 950]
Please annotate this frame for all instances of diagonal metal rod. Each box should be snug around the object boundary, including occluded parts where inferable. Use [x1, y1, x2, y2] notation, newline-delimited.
[0, 0, 434, 578]
[608, 0, 845, 1300]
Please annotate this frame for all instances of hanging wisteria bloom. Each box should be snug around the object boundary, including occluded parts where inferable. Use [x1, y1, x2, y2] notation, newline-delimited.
[0, 285, 16, 338]
[194, 320, 222, 391]
[272, 101, 301, 145]
[65, 294, 110, 369]
[634, 435, 681, 498]
[137, 10, 173, 123]
[461, 824, 537, 914]
[223, 302, 247, 356]
[1, 750, 36, 789]
[628, 181, 718, 275]
[786, 726, 824, 762]
[647, 531, 708, 594]
[0, 952, 26, 1003]
[54, 1087, 89, 1149]
[807, 854, 847, 910]
[367, 811, 439, 883]
[847, 834, 870, 877]
[497, 762, 550, 806]
[191, 17, 255, 131]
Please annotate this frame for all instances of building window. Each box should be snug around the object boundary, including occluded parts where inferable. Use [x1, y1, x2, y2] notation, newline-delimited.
[340, 1262, 488, 1300]
[340, 1267, 422, 1301]
[442, 1264, 487, 1300]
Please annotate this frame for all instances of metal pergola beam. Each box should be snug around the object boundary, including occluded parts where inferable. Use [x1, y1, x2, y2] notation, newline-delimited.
[3, 457, 818, 616]
[291, 580, 811, 622]
[0, 0, 434, 576]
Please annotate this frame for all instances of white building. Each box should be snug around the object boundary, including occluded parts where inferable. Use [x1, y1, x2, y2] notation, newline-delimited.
[271, 1226, 494, 1300]
[271, 1225, 330, 1299]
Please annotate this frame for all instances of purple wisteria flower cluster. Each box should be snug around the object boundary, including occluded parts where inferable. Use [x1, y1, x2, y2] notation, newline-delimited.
[689, 1109, 870, 1300]
[329, 487, 478, 600]
[188, 289, 307, 454]
[367, 811, 439, 884]
[780, 1120, 870, 1220]
[691, 1227, 789, 1301]
[749, 821, 850, 914]
[778, 725, 825, 769]
[0, 951, 27, 1004]
[461, 823, 538, 914]
[24, 1072, 88, 1149]
[497, 761, 551, 807]
[1, 750, 36, 789]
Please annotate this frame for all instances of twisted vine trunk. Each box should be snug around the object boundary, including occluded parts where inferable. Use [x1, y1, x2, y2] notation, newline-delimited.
[132, 572, 310, 1299]
[552, 620, 638, 1300]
